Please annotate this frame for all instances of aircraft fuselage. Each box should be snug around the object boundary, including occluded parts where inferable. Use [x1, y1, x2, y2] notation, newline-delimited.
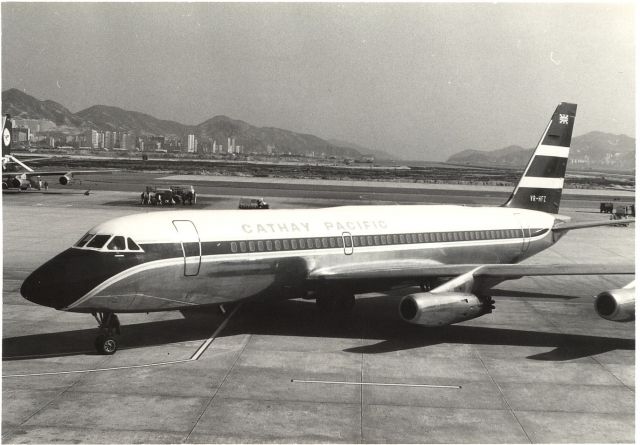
[21, 205, 558, 313]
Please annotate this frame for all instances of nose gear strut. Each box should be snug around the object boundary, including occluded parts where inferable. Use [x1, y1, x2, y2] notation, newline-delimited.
[92, 312, 121, 355]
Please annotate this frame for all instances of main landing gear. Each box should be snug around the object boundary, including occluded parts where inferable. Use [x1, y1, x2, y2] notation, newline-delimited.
[315, 290, 355, 314]
[92, 312, 121, 355]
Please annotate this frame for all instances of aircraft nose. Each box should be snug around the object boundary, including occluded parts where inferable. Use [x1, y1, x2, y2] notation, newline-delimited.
[21, 249, 104, 310]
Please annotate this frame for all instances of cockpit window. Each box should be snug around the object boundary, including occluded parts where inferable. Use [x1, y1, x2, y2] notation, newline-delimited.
[127, 238, 141, 251]
[107, 236, 126, 251]
[86, 234, 111, 249]
[75, 233, 95, 247]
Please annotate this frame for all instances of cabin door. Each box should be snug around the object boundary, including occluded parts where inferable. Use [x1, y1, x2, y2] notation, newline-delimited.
[342, 232, 354, 255]
[513, 213, 531, 253]
[172, 220, 202, 276]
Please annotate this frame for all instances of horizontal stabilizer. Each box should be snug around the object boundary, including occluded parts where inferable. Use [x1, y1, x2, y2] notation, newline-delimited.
[552, 218, 635, 232]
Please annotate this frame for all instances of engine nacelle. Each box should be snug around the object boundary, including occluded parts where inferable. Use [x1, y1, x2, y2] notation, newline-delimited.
[594, 287, 635, 322]
[399, 292, 491, 326]
[59, 174, 73, 185]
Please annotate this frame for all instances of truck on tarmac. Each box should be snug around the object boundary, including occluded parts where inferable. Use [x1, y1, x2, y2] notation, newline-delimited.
[238, 197, 269, 209]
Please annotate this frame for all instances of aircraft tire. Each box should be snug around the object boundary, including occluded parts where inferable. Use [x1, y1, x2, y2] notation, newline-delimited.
[95, 334, 118, 355]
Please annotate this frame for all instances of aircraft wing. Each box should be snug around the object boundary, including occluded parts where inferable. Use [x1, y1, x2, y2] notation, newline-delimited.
[308, 261, 634, 288]
[14, 169, 117, 178]
[552, 219, 635, 231]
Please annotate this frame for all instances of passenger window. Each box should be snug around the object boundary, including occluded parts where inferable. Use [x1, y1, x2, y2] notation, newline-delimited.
[240, 241, 247, 252]
[321, 238, 329, 248]
[392, 234, 399, 244]
[353, 237, 360, 247]
[87, 234, 111, 249]
[266, 240, 273, 251]
[127, 238, 141, 251]
[75, 233, 94, 247]
[418, 233, 425, 243]
[411, 234, 418, 243]
[291, 239, 298, 249]
[231, 242, 238, 253]
[380, 235, 386, 245]
[283, 239, 290, 250]
[367, 235, 373, 246]
[249, 241, 256, 252]
[344, 237, 353, 248]
[329, 237, 336, 248]
[387, 234, 393, 244]
[337, 237, 344, 248]
[107, 236, 126, 251]
[274, 240, 281, 251]
[464, 232, 471, 241]
[435, 233, 442, 242]
[314, 238, 321, 249]
[257, 241, 264, 252]
[373, 235, 380, 245]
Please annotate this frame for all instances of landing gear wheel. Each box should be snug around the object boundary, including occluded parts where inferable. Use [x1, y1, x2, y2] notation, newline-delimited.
[95, 334, 118, 355]
[92, 312, 121, 354]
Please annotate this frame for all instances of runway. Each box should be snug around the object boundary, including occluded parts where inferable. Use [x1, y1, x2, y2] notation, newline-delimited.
[2, 178, 635, 443]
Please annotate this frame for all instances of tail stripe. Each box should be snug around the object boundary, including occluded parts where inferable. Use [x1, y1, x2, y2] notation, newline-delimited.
[536, 145, 570, 158]
[525, 156, 568, 178]
[518, 177, 564, 189]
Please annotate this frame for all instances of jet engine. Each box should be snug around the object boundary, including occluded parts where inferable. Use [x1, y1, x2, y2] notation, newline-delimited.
[399, 292, 493, 326]
[59, 174, 73, 185]
[594, 286, 635, 322]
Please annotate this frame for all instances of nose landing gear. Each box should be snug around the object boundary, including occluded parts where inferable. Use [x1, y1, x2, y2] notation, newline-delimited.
[92, 312, 121, 355]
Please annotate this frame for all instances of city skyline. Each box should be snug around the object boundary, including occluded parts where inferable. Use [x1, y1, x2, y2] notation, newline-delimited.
[2, 3, 635, 161]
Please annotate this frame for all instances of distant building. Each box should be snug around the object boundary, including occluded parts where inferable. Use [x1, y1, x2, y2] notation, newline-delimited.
[104, 131, 115, 149]
[227, 137, 238, 154]
[120, 133, 134, 150]
[86, 130, 100, 149]
[11, 126, 30, 143]
[187, 134, 196, 153]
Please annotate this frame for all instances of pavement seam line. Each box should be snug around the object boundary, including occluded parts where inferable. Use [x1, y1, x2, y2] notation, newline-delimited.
[590, 355, 635, 392]
[7, 358, 98, 436]
[473, 347, 533, 444]
[183, 318, 251, 442]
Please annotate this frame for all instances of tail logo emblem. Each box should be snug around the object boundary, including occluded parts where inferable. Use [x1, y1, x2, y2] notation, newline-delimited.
[3, 128, 11, 146]
[559, 114, 569, 125]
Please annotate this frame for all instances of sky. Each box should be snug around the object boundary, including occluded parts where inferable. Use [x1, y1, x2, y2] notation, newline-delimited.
[1, 3, 635, 161]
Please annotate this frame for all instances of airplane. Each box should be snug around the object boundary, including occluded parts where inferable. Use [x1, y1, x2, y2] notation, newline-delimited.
[20, 102, 635, 355]
[2, 114, 115, 190]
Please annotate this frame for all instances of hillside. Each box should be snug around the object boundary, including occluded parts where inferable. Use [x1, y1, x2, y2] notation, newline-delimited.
[2, 88, 86, 130]
[447, 132, 635, 171]
[77, 105, 190, 136]
[1, 89, 377, 158]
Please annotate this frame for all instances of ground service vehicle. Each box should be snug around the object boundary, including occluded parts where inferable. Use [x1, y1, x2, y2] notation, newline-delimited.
[239, 197, 269, 209]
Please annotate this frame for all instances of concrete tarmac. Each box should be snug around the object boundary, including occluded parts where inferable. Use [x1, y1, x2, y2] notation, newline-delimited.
[2, 183, 635, 443]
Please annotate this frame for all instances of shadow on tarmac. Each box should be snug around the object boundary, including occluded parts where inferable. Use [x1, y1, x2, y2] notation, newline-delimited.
[3, 295, 633, 362]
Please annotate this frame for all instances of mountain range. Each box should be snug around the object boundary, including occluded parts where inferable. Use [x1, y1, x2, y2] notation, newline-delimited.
[447, 132, 635, 171]
[3, 89, 634, 168]
[2, 89, 377, 159]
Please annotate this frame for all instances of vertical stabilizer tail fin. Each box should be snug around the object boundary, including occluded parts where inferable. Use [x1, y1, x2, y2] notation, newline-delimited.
[503, 102, 577, 214]
[2, 114, 12, 157]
